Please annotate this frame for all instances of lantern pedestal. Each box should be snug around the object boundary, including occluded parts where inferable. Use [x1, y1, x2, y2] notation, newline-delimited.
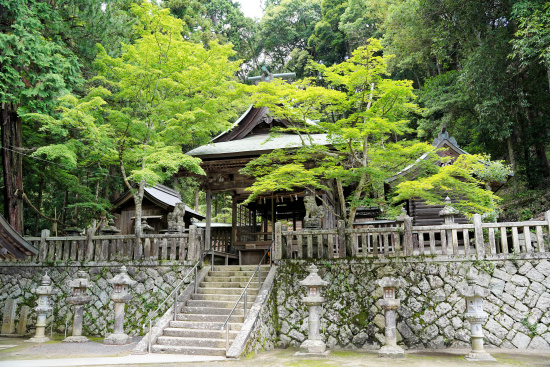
[64, 270, 93, 343]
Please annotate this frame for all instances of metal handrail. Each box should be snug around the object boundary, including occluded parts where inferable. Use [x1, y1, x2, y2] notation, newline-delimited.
[143, 253, 206, 353]
[220, 243, 272, 351]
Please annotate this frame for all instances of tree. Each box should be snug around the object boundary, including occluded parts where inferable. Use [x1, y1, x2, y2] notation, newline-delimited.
[0, 0, 82, 232]
[34, 2, 248, 234]
[260, 0, 322, 72]
[242, 39, 503, 228]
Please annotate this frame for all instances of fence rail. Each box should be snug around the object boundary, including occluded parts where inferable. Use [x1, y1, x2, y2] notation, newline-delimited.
[274, 211, 550, 260]
[21, 225, 204, 263]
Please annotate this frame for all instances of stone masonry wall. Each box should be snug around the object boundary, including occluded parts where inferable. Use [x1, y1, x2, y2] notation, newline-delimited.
[241, 281, 278, 356]
[0, 261, 194, 337]
[274, 256, 550, 350]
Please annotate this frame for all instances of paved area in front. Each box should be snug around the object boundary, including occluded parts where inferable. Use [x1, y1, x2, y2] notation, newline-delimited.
[1, 336, 549, 366]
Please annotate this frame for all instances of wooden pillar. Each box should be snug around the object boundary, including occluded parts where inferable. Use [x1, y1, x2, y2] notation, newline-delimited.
[230, 195, 237, 253]
[205, 188, 212, 252]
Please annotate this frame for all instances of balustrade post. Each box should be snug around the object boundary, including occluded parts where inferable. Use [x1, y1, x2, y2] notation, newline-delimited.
[85, 228, 94, 261]
[473, 214, 485, 256]
[545, 211, 550, 237]
[337, 220, 345, 258]
[273, 222, 282, 261]
[39, 229, 50, 262]
[188, 225, 198, 261]
[403, 216, 413, 256]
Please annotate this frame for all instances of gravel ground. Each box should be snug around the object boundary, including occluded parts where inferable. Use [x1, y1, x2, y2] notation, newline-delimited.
[1, 336, 549, 367]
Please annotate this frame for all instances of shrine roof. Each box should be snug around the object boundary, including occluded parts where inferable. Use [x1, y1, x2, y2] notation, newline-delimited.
[112, 184, 204, 219]
[1, 214, 38, 260]
[186, 133, 329, 159]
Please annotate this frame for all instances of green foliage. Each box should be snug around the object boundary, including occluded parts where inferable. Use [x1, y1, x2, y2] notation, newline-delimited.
[394, 154, 502, 217]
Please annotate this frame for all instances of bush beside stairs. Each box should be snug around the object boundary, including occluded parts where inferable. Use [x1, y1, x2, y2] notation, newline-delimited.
[151, 265, 270, 356]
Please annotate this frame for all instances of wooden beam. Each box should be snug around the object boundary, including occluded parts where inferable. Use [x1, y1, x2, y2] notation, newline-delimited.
[205, 189, 212, 252]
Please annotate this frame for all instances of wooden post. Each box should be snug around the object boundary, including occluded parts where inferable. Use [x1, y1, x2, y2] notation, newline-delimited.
[546, 211, 550, 240]
[337, 220, 345, 258]
[39, 229, 50, 262]
[403, 215, 413, 256]
[188, 225, 198, 261]
[473, 214, 484, 256]
[273, 222, 282, 261]
[230, 196, 237, 253]
[205, 189, 212, 252]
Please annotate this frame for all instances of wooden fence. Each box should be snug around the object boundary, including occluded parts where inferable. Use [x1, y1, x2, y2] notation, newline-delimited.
[21, 225, 204, 263]
[273, 211, 550, 260]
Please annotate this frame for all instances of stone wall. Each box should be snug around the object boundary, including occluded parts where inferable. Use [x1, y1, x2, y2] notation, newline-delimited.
[240, 269, 278, 357]
[0, 261, 194, 337]
[273, 256, 550, 350]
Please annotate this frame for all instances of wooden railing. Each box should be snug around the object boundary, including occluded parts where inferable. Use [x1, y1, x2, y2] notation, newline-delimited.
[22, 225, 204, 263]
[273, 211, 550, 260]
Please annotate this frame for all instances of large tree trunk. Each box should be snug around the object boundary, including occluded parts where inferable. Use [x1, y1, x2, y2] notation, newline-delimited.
[34, 177, 44, 236]
[1, 103, 24, 233]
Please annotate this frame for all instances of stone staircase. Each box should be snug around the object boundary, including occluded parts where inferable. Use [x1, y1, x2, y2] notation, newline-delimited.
[151, 265, 270, 356]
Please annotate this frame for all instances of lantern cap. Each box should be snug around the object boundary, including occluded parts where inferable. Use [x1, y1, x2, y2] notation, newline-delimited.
[40, 272, 52, 286]
[67, 270, 92, 288]
[458, 270, 489, 298]
[439, 196, 459, 216]
[299, 264, 328, 287]
[376, 276, 405, 289]
[107, 266, 137, 286]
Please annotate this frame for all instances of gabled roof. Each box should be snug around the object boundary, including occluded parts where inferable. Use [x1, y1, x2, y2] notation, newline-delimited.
[111, 184, 204, 219]
[187, 133, 329, 159]
[0, 214, 38, 260]
[187, 103, 328, 159]
[385, 125, 468, 187]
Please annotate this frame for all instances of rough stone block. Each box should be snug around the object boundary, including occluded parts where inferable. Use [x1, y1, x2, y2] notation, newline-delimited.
[511, 274, 530, 287]
[535, 260, 550, 277]
[511, 332, 531, 349]
[518, 262, 534, 275]
[525, 268, 545, 283]
[528, 335, 550, 349]
[493, 268, 512, 282]
[1, 299, 17, 334]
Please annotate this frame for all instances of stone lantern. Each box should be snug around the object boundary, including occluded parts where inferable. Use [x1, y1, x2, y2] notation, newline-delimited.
[458, 270, 495, 361]
[376, 276, 406, 358]
[100, 219, 121, 235]
[63, 270, 93, 342]
[296, 264, 329, 357]
[26, 273, 53, 343]
[141, 218, 154, 234]
[65, 220, 83, 237]
[104, 266, 137, 345]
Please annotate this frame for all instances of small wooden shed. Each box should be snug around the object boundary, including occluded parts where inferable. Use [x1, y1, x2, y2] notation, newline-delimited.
[111, 185, 204, 234]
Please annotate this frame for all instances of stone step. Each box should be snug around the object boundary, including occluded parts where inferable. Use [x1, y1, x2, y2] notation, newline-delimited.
[169, 320, 242, 331]
[196, 287, 259, 296]
[212, 265, 270, 271]
[200, 281, 262, 289]
[203, 275, 260, 283]
[181, 306, 244, 316]
[190, 293, 257, 303]
[207, 270, 259, 277]
[156, 336, 228, 349]
[186, 298, 255, 308]
[163, 328, 239, 339]
[176, 313, 244, 323]
[151, 344, 226, 356]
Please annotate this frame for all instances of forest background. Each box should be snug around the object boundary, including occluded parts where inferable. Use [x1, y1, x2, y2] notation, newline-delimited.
[1, 0, 549, 235]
